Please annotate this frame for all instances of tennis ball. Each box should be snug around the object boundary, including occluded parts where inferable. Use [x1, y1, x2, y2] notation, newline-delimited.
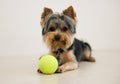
[38, 55, 58, 74]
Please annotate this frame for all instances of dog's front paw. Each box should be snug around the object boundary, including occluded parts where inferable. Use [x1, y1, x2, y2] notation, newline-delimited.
[56, 62, 78, 73]
[57, 66, 65, 73]
[57, 65, 67, 73]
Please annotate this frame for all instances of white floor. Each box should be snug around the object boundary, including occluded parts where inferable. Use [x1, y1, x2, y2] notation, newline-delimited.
[0, 50, 120, 84]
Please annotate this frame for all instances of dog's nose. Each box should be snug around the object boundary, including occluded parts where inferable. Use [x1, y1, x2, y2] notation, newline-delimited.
[55, 34, 61, 41]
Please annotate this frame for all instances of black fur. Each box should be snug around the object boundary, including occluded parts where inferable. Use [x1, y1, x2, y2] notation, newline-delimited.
[68, 38, 92, 62]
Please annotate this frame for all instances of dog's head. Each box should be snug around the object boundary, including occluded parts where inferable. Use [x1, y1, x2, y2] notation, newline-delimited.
[40, 6, 77, 51]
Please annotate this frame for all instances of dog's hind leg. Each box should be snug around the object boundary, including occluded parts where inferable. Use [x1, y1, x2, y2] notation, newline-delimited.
[82, 42, 96, 62]
[83, 50, 96, 62]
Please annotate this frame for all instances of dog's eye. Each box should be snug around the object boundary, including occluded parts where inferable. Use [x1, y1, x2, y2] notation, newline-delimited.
[49, 27, 55, 32]
[61, 27, 68, 32]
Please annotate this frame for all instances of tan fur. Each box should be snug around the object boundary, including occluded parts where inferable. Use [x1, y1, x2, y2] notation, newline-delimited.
[44, 32, 71, 51]
[83, 50, 96, 62]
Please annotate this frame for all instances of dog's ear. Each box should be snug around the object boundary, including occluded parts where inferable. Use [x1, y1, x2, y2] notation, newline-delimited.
[63, 6, 76, 20]
[41, 7, 53, 19]
[41, 7, 53, 28]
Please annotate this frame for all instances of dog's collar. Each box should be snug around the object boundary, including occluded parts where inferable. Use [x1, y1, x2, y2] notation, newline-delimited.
[53, 43, 74, 54]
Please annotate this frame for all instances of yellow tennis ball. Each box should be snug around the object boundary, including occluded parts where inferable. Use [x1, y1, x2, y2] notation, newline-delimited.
[38, 55, 58, 74]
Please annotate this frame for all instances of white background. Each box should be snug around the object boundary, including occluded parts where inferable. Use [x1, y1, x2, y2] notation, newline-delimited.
[0, 0, 120, 56]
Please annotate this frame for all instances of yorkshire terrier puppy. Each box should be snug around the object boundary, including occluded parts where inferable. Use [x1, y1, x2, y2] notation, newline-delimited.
[39, 6, 95, 73]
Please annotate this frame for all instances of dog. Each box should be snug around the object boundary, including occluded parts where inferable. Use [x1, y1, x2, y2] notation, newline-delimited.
[38, 6, 95, 73]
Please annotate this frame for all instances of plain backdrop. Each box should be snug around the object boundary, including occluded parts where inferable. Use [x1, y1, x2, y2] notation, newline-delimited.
[0, 0, 120, 56]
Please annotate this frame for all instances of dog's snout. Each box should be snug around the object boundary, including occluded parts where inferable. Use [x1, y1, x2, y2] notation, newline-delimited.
[55, 34, 61, 41]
